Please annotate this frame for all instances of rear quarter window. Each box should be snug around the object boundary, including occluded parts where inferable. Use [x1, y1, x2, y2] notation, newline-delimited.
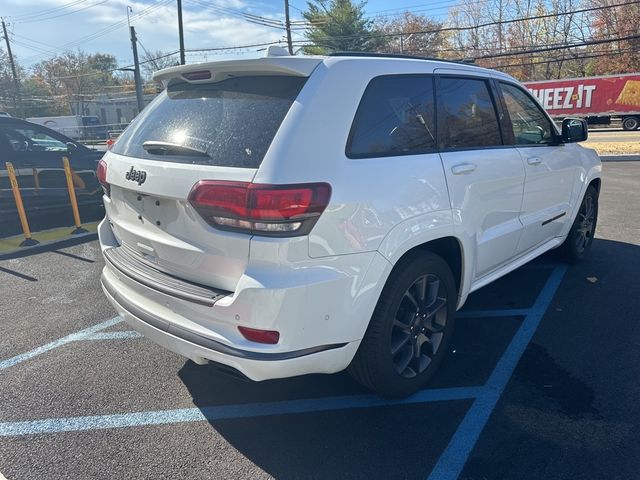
[347, 75, 436, 158]
[112, 76, 306, 168]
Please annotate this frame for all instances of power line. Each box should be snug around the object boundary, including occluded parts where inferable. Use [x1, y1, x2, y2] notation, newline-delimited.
[58, 0, 173, 49]
[291, 0, 640, 43]
[186, 0, 284, 28]
[472, 32, 640, 60]
[10, 0, 89, 21]
[484, 46, 640, 70]
[16, 0, 110, 24]
[14, 0, 175, 64]
[184, 40, 285, 53]
[364, 0, 484, 19]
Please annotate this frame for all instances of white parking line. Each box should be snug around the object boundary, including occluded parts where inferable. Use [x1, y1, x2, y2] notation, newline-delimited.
[81, 331, 142, 341]
[456, 308, 531, 318]
[0, 316, 122, 371]
[427, 265, 567, 480]
[0, 386, 486, 436]
[1, 262, 564, 480]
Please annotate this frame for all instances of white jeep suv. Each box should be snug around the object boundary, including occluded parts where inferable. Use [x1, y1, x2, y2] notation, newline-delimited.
[97, 51, 601, 397]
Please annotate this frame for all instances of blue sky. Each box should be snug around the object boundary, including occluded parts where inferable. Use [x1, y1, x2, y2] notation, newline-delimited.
[2, 0, 460, 70]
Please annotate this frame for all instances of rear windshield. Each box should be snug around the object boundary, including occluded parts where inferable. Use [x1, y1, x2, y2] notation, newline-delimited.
[111, 75, 306, 168]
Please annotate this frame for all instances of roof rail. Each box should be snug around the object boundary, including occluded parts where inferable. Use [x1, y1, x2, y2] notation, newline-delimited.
[328, 51, 475, 65]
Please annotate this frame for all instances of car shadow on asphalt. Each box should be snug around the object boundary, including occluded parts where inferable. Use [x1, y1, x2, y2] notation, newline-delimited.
[176, 255, 564, 479]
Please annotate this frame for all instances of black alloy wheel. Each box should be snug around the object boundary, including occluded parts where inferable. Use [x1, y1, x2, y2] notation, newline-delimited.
[390, 274, 448, 378]
[561, 184, 599, 263]
[348, 250, 456, 398]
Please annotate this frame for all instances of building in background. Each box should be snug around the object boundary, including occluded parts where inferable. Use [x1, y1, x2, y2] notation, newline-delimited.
[76, 92, 158, 128]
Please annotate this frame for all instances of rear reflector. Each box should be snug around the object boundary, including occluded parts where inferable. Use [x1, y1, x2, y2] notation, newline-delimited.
[238, 326, 280, 344]
[188, 181, 331, 237]
[96, 158, 110, 196]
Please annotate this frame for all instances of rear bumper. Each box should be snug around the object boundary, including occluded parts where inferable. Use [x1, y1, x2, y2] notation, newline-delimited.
[97, 217, 378, 380]
[101, 270, 359, 381]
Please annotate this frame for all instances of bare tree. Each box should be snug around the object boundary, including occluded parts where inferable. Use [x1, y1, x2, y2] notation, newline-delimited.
[376, 12, 449, 57]
[446, 0, 603, 80]
[140, 50, 180, 80]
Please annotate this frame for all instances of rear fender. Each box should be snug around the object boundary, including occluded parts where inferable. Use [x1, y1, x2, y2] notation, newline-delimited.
[374, 210, 473, 309]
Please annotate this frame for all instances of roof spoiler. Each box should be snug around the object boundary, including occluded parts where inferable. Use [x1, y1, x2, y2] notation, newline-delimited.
[153, 54, 322, 86]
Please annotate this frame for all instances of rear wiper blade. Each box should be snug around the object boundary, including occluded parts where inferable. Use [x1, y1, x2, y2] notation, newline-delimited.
[142, 141, 210, 157]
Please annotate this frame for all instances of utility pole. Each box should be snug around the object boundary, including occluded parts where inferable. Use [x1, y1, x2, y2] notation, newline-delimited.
[283, 0, 293, 55]
[177, 0, 185, 64]
[129, 26, 145, 114]
[1, 18, 24, 118]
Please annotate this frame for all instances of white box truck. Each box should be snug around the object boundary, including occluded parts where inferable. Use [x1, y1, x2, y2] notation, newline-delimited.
[26, 115, 109, 140]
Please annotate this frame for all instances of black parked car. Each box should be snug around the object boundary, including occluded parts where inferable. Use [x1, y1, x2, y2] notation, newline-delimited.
[0, 117, 104, 234]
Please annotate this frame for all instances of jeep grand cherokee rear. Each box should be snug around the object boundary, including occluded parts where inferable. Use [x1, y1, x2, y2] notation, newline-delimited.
[98, 55, 377, 385]
[99, 52, 600, 398]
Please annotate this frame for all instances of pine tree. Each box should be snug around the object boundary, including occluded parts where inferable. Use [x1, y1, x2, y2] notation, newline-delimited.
[303, 0, 387, 55]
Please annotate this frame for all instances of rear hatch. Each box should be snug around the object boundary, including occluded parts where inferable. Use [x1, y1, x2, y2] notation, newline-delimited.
[103, 58, 319, 292]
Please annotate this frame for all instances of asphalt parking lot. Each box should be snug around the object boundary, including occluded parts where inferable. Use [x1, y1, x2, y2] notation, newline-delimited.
[1, 161, 639, 480]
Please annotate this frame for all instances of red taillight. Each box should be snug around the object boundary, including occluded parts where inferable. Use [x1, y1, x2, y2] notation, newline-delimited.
[252, 187, 315, 219]
[96, 158, 110, 196]
[188, 181, 331, 236]
[238, 326, 280, 344]
[188, 181, 250, 218]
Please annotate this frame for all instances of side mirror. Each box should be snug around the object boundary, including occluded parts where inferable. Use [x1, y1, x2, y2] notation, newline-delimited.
[561, 118, 588, 143]
[66, 142, 78, 153]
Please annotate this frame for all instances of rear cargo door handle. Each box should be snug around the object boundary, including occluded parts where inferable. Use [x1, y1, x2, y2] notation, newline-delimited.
[451, 163, 477, 175]
[527, 156, 542, 166]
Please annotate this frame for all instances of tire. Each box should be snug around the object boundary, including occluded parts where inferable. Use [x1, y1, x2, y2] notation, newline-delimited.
[560, 185, 598, 263]
[348, 250, 457, 398]
[622, 116, 639, 131]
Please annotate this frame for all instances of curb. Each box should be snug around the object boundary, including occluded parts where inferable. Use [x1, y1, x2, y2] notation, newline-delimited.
[0, 230, 98, 261]
[600, 154, 640, 162]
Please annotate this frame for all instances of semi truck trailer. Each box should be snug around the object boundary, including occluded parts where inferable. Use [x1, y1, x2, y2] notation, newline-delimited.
[523, 73, 640, 130]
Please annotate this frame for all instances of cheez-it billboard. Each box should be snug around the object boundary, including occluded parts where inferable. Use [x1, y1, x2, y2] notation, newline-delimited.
[523, 74, 640, 117]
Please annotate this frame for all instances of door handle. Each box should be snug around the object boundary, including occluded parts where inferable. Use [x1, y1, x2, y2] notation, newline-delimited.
[527, 156, 542, 166]
[451, 163, 477, 175]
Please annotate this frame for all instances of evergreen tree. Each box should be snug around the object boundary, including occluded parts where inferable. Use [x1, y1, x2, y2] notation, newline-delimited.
[303, 0, 387, 54]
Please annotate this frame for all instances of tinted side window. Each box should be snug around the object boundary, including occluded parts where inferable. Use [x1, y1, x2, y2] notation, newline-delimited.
[438, 77, 502, 149]
[348, 76, 436, 158]
[0, 124, 68, 152]
[500, 83, 554, 145]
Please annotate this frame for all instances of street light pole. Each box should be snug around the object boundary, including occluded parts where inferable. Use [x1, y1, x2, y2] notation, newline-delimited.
[284, 0, 293, 55]
[129, 26, 145, 114]
[1, 18, 24, 118]
[177, 0, 185, 64]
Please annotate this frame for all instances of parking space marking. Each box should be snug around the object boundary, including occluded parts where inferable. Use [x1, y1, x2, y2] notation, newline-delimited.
[520, 263, 556, 270]
[81, 331, 142, 341]
[456, 308, 531, 318]
[0, 386, 486, 436]
[1, 262, 564, 480]
[427, 265, 567, 480]
[0, 305, 529, 373]
[0, 316, 122, 371]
